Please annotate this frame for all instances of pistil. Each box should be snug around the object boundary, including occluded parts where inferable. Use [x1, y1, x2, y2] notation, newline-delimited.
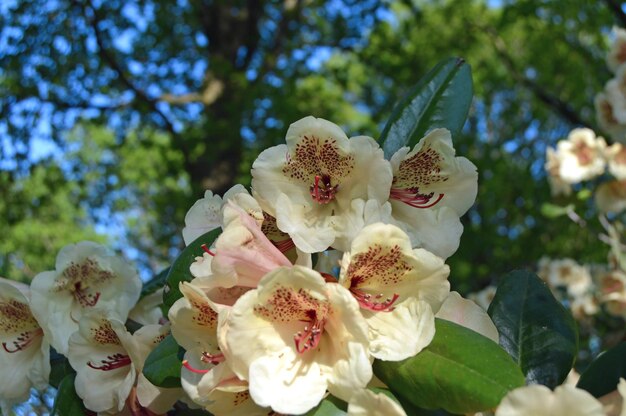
[309, 175, 339, 204]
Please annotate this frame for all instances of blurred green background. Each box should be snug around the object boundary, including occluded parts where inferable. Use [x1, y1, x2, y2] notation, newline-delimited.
[0, 0, 620, 293]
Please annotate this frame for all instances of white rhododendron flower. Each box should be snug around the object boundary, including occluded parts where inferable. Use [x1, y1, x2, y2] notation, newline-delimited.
[598, 270, 626, 318]
[435, 291, 499, 342]
[338, 223, 450, 360]
[608, 27, 626, 73]
[182, 184, 249, 245]
[605, 66, 626, 124]
[596, 180, 626, 214]
[596, 92, 626, 143]
[388, 128, 477, 258]
[606, 143, 626, 180]
[219, 265, 372, 414]
[0, 280, 50, 404]
[555, 128, 607, 184]
[347, 389, 407, 416]
[495, 384, 605, 416]
[30, 241, 141, 355]
[251, 116, 393, 253]
[68, 313, 179, 414]
[545, 147, 572, 197]
[537, 257, 593, 297]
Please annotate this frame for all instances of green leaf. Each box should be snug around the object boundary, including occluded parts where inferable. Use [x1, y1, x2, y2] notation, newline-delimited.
[163, 228, 221, 311]
[142, 334, 184, 388]
[304, 395, 347, 416]
[380, 57, 473, 158]
[540, 202, 573, 218]
[577, 342, 626, 397]
[49, 349, 75, 389]
[373, 318, 524, 414]
[487, 270, 578, 388]
[141, 267, 170, 299]
[51, 374, 88, 416]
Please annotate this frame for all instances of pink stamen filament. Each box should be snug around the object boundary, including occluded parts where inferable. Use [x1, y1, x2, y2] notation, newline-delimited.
[2, 328, 43, 353]
[351, 290, 400, 312]
[201, 244, 216, 256]
[309, 174, 339, 204]
[390, 187, 444, 209]
[87, 353, 131, 371]
[182, 359, 210, 374]
[294, 317, 325, 354]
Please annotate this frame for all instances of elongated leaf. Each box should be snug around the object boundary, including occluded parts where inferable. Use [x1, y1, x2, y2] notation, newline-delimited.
[51, 374, 88, 416]
[577, 342, 626, 397]
[142, 334, 184, 388]
[49, 348, 75, 389]
[487, 270, 578, 388]
[380, 57, 473, 158]
[373, 318, 524, 414]
[163, 228, 221, 311]
[141, 267, 169, 299]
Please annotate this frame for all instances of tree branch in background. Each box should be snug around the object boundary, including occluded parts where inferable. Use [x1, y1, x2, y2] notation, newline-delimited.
[73, 0, 177, 136]
[485, 26, 593, 129]
[603, 0, 626, 28]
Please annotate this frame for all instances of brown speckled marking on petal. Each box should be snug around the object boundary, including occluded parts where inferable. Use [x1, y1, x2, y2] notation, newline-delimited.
[345, 244, 409, 312]
[254, 285, 329, 353]
[186, 291, 219, 330]
[282, 135, 354, 203]
[0, 299, 43, 353]
[391, 145, 447, 208]
[54, 257, 115, 308]
[90, 319, 122, 346]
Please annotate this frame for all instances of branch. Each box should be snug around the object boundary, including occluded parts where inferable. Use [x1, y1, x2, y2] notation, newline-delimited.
[75, 0, 177, 136]
[485, 26, 593, 129]
[603, 0, 626, 27]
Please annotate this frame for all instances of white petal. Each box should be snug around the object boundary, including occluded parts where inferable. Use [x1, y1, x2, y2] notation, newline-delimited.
[435, 291, 499, 342]
[496, 384, 604, 416]
[347, 389, 407, 416]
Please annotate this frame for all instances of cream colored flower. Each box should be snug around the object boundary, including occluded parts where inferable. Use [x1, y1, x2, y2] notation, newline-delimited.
[545, 147, 572, 197]
[219, 265, 372, 414]
[556, 128, 606, 184]
[598, 270, 626, 318]
[608, 27, 626, 73]
[338, 223, 450, 360]
[596, 180, 626, 214]
[435, 291, 499, 342]
[537, 257, 592, 297]
[495, 384, 604, 416]
[388, 128, 477, 258]
[347, 389, 407, 416]
[182, 184, 249, 245]
[251, 116, 393, 253]
[128, 288, 164, 325]
[606, 143, 626, 180]
[596, 92, 626, 143]
[605, 66, 626, 124]
[0, 280, 49, 404]
[30, 241, 141, 356]
[68, 314, 179, 414]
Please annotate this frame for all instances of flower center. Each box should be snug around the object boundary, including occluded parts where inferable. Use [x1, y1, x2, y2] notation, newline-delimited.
[2, 327, 43, 353]
[309, 174, 339, 204]
[294, 309, 326, 353]
[181, 351, 224, 374]
[87, 353, 131, 371]
[72, 281, 101, 307]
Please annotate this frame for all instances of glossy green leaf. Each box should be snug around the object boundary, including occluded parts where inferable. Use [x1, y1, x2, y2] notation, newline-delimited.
[49, 348, 75, 389]
[163, 228, 221, 311]
[373, 318, 524, 414]
[488, 270, 578, 388]
[380, 57, 473, 158]
[304, 395, 347, 416]
[142, 334, 184, 388]
[577, 342, 626, 397]
[141, 267, 170, 299]
[51, 374, 88, 416]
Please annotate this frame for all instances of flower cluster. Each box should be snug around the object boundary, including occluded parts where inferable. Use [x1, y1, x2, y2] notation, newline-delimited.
[0, 242, 178, 415]
[596, 27, 626, 142]
[172, 116, 482, 414]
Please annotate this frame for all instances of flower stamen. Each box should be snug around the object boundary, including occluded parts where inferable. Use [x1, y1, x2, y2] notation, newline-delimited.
[294, 312, 326, 353]
[201, 351, 225, 365]
[1, 328, 43, 353]
[351, 289, 399, 312]
[309, 174, 339, 204]
[87, 353, 131, 371]
[182, 359, 211, 374]
[390, 187, 444, 209]
[201, 244, 216, 256]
